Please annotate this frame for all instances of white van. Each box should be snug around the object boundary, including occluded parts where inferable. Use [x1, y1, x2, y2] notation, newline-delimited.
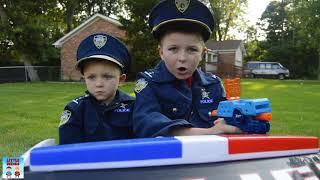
[243, 61, 290, 80]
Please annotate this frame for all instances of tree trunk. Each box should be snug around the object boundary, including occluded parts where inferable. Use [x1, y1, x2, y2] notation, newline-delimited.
[22, 56, 40, 81]
[0, 3, 8, 24]
[66, 8, 74, 32]
[66, 0, 78, 33]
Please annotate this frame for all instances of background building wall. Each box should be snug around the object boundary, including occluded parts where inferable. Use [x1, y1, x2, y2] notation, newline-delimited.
[60, 18, 125, 80]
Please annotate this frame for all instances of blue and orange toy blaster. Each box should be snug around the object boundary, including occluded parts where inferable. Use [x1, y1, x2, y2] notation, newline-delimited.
[209, 78, 271, 133]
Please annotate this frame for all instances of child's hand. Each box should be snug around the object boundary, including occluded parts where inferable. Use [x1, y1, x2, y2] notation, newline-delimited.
[211, 118, 243, 134]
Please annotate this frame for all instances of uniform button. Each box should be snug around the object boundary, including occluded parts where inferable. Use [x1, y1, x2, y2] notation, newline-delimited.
[172, 108, 177, 112]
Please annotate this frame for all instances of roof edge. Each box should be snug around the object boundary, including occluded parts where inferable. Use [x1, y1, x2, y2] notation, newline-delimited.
[53, 13, 122, 48]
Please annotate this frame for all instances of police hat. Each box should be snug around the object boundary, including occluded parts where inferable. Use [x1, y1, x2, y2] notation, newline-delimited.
[76, 33, 130, 72]
[148, 0, 214, 41]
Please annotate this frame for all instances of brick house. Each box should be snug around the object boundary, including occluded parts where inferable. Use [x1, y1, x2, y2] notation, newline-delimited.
[204, 40, 246, 78]
[53, 14, 125, 80]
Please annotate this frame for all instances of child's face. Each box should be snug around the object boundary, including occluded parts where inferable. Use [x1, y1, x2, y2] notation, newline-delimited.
[159, 32, 205, 80]
[83, 60, 126, 104]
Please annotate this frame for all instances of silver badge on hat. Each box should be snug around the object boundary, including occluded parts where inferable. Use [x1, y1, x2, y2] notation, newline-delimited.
[93, 35, 107, 49]
[175, 0, 190, 13]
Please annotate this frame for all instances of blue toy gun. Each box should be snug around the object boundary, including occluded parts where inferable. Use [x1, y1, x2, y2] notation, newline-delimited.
[209, 98, 272, 134]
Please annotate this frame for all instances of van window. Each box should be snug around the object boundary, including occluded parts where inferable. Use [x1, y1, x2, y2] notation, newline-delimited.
[272, 64, 280, 69]
[259, 63, 266, 69]
[266, 63, 271, 69]
[248, 63, 259, 69]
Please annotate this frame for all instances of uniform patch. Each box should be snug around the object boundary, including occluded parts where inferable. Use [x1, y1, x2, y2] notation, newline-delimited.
[135, 78, 148, 93]
[93, 34, 107, 49]
[175, 0, 190, 13]
[200, 88, 214, 104]
[114, 103, 131, 113]
[59, 110, 72, 127]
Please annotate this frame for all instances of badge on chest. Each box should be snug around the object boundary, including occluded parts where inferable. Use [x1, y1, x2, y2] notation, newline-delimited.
[200, 88, 213, 104]
[114, 103, 131, 113]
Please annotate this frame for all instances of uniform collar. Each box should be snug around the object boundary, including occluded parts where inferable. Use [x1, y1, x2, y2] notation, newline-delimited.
[103, 90, 134, 111]
[151, 60, 219, 86]
[149, 60, 176, 82]
[194, 69, 220, 86]
[115, 90, 135, 102]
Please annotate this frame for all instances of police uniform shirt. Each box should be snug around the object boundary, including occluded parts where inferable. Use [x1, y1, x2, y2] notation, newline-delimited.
[133, 61, 226, 138]
[59, 90, 135, 144]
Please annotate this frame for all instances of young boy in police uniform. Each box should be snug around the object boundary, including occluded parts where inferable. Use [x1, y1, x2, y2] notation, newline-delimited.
[133, 0, 270, 137]
[59, 33, 135, 144]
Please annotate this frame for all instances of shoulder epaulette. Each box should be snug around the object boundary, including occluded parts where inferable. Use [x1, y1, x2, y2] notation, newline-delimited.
[142, 70, 155, 78]
[66, 94, 90, 111]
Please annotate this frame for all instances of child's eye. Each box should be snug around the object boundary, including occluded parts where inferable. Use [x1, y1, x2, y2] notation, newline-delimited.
[168, 47, 177, 51]
[188, 47, 199, 53]
[103, 74, 114, 79]
[87, 75, 96, 80]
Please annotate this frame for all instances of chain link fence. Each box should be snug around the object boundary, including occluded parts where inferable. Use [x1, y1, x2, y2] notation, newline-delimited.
[0, 66, 61, 83]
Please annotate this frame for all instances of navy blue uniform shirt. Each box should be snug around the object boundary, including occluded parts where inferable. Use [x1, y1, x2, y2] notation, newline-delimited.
[133, 61, 226, 138]
[59, 90, 135, 144]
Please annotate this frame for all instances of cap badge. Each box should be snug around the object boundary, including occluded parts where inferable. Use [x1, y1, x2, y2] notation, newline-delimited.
[93, 35, 107, 49]
[175, 0, 190, 13]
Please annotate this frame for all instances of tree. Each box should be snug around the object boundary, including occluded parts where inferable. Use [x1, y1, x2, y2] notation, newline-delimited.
[58, 0, 125, 33]
[257, 0, 320, 79]
[293, 0, 320, 79]
[260, 1, 290, 46]
[120, 0, 159, 77]
[0, 0, 63, 66]
[207, 0, 248, 41]
[57, 0, 79, 33]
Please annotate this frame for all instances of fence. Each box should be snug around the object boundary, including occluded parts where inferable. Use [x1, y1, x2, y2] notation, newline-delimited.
[0, 66, 61, 83]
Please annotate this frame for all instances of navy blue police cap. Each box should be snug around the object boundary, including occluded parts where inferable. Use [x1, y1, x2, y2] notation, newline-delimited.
[148, 0, 214, 41]
[76, 33, 130, 73]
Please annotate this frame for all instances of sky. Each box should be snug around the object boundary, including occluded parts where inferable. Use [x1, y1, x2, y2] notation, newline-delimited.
[245, 0, 271, 25]
[232, 0, 272, 39]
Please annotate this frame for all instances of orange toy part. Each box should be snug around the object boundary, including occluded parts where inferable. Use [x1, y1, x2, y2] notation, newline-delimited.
[224, 78, 241, 100]
[255, 113, 272, 121]
[210, 110, 218, 117]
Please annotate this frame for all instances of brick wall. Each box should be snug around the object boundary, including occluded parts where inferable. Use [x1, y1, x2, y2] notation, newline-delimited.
[217, 53, 242, 78]
[61, 18, 126, 80]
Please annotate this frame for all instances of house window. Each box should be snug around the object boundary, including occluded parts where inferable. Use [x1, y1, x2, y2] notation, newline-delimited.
[205, 51, 217, 63]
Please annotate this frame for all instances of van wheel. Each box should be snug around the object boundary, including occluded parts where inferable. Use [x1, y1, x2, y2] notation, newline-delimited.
[278, 74, 285, 80]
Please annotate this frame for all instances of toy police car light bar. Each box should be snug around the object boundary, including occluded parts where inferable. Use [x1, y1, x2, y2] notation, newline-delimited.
[29, 135, 319, 172]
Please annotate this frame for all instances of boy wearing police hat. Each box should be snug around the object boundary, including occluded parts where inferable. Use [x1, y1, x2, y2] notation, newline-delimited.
[133, 0, 270, 137]
[59, 33, 135, 144]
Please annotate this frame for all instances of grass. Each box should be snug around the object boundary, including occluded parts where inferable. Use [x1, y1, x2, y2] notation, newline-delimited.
[0, 80, 319, 159]
[241, 79, 320, 137]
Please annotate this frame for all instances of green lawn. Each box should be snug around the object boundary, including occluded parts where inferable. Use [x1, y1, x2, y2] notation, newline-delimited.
[0, 80, 319, 159]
